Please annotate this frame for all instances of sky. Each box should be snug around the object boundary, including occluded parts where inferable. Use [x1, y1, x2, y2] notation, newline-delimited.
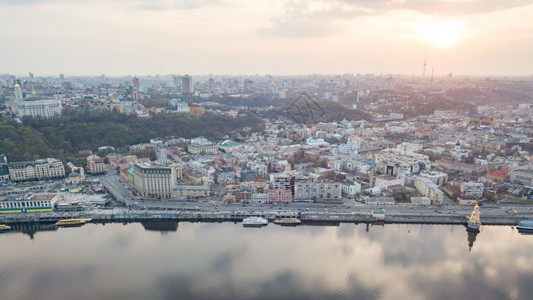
[1, 0, 532, 77]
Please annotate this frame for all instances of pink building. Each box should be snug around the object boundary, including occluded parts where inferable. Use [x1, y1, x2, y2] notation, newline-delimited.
[268, 189, 292, 203]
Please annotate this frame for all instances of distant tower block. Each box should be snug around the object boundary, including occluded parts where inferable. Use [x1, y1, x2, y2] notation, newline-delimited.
[181, 75, 193, 94]
[423, 53, 427, 77]
[133, 76, 140, 90]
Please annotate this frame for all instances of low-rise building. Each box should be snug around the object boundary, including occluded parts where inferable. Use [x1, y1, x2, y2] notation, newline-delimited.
[0, 194, 57, 213]
[172, 182, 212, 199]
[342, 182, 361, 199]
[457, 195, 478, 206]
[411, 196, 432, 205]
[365, 197, 395, 205]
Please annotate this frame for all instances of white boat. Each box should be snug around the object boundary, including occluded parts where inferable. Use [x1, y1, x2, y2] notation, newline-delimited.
[516, 220, 533, 234]
[242, 217, 268, 227]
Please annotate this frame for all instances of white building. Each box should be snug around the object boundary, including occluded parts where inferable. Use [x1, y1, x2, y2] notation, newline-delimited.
[375, 149, 430, 176]
[169, 98, 189, 113]
[0, 194, 57, 213]
[460, 182, 484, 199]
[342, 182, 361, 199]
[251, 193, 268, 203]
[8, 158, 66, 182]
[16, 99, 62, 118]
[189, 138, 218, 155]
[419, 170, 448, 186]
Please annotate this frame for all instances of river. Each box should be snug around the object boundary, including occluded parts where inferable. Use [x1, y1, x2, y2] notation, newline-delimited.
[1, 222, 532, 300]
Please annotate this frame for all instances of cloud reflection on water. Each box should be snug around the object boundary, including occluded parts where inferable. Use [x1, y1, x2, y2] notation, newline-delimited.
[0, 222, 532, 300]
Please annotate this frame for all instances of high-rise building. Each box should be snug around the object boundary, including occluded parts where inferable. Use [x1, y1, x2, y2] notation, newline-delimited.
[173, 75, 180, 88]
[59, 73, 64, 80]
[181, 75, 193, 94]
[132, 76, 139, 90]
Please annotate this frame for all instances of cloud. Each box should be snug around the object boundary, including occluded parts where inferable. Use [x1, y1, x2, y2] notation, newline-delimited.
[258, 1, 362, 38]
[339, 0, 533, 15]
[260, 0, 533, 38]
[0, 0, 221, 9]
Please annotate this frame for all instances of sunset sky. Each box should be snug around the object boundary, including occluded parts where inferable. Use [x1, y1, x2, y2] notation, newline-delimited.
[1, 0, 532, 76]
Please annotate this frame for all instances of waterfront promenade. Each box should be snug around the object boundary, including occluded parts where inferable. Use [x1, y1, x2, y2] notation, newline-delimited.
[1, 204, 530, 226]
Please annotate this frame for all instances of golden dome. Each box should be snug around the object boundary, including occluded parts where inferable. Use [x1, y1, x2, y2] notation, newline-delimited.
[14, 82, 20, 88]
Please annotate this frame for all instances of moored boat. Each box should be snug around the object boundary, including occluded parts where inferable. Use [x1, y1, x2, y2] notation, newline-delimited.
[516, 220, 533, 234]
[0, 224, 12, 233]
[55, 218, 93, 227]
[242, 217, 268, 227]
[273, 218, 302, 226]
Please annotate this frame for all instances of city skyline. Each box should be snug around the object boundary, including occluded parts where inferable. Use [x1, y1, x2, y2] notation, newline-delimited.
[1, 0, 533, 76]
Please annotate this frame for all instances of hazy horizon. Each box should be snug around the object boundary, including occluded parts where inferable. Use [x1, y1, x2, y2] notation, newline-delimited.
[1, 0, 533, 77]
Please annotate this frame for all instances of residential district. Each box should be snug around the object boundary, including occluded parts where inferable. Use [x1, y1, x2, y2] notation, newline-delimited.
[0, 73, 532, 229]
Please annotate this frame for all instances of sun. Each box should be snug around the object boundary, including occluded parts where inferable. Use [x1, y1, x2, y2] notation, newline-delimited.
[423, 20, 468, 48]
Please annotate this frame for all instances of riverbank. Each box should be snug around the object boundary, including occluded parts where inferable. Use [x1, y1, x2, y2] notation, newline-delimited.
[1, 210, 529, 226]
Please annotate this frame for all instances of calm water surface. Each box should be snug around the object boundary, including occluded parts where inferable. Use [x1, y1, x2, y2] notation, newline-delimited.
[1, 222, 532, 300]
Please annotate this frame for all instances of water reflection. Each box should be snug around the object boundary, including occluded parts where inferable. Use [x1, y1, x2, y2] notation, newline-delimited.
[467, 229, 478, 252]
[140, 220, 179, 233]
[0, 223, 532, 300]
[8, 222, 57, 239]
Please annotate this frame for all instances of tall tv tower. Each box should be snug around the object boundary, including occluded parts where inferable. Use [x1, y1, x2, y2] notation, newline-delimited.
[423, 52, 427, 77]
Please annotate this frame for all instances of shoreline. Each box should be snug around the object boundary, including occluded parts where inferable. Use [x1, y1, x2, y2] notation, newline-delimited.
[1, 210, 528, 227]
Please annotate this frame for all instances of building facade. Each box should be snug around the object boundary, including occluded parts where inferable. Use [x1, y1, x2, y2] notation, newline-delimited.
[16, 99, 62, 118]
[172, 182, 212, 199]
[509, 167, 533, 186]
[268, 189, 292, 203]
[133, 162, 177, 198]
[8, 158, 66, 182]
[294, 181, 342, 202]
[0, 194, 57, 213]
[413, 177, 444, 205]
[460, 182, 484, 199]
[87, 155, 106, 175]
